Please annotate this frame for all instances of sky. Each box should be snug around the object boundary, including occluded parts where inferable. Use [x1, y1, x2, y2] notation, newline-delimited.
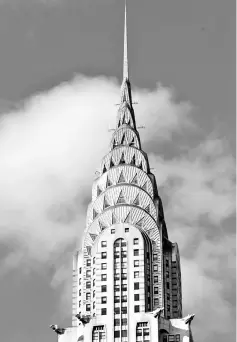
[0, 0, 235, 342]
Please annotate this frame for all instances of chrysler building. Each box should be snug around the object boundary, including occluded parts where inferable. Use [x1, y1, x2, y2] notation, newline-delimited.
[50, 2, 195, 341]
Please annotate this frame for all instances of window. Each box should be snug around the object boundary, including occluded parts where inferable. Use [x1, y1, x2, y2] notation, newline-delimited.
[121, 307, 127, 314]
[167, 282, 170, 289]
[101, 296, 107, 304]
[121, 241, 127, 247]
[114, 296, 120, 303]
[111, 229, 115, 234]
[101, 285, 107, 292]
[134, 294, 140, 301]
[101, 263, 107, 270]
[114, 319, 120, 326]
[101, 241, 107, 247]
[175, 335, 180, 341]
[114, 307, 120, 314]
[101, 308, 107, 315]
[134, 249, 139, 256]
[154, 287, 158, 295]
[114, 285, 120, 292]
[79, 278, 81, 285]
[122, 330, 127, 337]
[166, 259, 169, 267]
[79, 300, 81, 307]
[154, 276, 158, 283]
[121, 251, 127, 258]
[86, 281, 91, 289]
[79, 289, 81, 296]
[121, 262, 127, 269]
[86, 259, 91, 266]
[134, 271, 139, 278]
[86, 270, 91, 277]
[93, 279, 95, 286]
[114, 331, 120, 337]
[86, 292, 91, 300]
[154, 298, 159, 306]
[86, 304, 91, 311]
[114, 252, 120, 259]
[93, 290, 95, 298]
[122, 318, 127, 325]
[93, 257, 96, 264]
[134, 282, 139, 290]
[134, 305, 140, 312]
[121, 284, 127, 291]
[101, 252, 107, 259]
[79, 267, 82, 274]
[125, 228, 129, 233]
[101, 274, 107, 281]
[153, 254, 158, 261]
[153, 265, 158, 272]
[167, 294, 170, 300]
[121, 295, 127, 302]
[133, 238, 139, 245]
[134, 260, 139, 267]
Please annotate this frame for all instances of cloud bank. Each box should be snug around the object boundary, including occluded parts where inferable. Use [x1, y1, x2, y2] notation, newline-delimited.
[0, 75, 235, 340]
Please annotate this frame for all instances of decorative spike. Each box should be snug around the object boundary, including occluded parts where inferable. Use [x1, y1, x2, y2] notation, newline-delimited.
[118, 170, 126, 183]
[123, 0, 129, 80]
[117, 190, 126, 204]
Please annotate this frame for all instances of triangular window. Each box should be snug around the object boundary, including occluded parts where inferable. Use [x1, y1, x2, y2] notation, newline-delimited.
[89, 233, 97, 241]
[142, 182, 147, 191]
[122, 115, 126, 124]
[110, 158, 115, 168]
[133, 194, 139, 206]
[131, 174, 138, 185]
[130, 155, 136, 165]
[102, 164, 107, 174]
[130, 137, 135, 146]
[117, 190, 126, 204]
[119, 152, 126, 164]
[121, 134, 125, 145]
[106, 176, 113, 188]
[118, 171, 126, 183]
[103, 197, 110, 209]
[136, 217, 144, 228]
[145, 204, 150, 214]
[97, 186, 102, 196]
[99, 220, 107, 231]
[93, 209, 99, 219]
[138, 161, 143, 170]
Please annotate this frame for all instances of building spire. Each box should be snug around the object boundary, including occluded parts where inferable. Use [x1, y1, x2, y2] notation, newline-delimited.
[123, 0, 129, 80]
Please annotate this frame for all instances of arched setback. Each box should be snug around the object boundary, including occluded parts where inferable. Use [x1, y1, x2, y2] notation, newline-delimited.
[88, 223, 157, 342]
[109, 126, 141, 151]
[100, 146, 150, 175]
[92, 165, 154, 201]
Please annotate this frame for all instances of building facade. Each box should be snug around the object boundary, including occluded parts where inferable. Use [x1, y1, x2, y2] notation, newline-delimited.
[50, 3, 194, 342]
